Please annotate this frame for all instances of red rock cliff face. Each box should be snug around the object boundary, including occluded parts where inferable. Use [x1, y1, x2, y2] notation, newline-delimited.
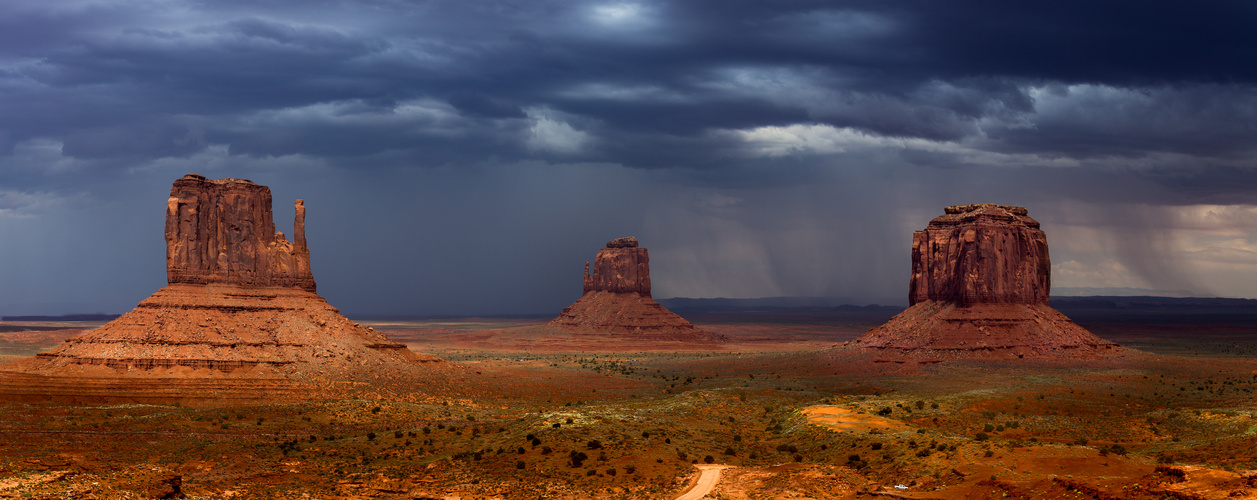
[165, 174, 315, 292]
[583, 237, 651, 296]
[851, 204, 1121, 362]
[908, 204, 1050, 306]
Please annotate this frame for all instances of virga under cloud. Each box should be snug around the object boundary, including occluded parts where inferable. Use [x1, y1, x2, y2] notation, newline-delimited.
[2, 0, 1257, 315]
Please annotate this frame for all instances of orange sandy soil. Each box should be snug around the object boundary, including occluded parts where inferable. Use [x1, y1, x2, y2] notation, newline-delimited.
[0, 318, 1254, 498]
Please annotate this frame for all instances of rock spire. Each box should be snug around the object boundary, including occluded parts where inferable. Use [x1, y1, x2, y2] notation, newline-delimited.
[166, 174, 315, 291]
[30, 174, 435, 378]
[549, 237, 721, 341]
[852, 204, 1119, 361]
[582, 236, 651, 295]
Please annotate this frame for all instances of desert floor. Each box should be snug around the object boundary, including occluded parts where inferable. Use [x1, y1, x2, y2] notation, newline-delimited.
[0, 314, 1254, 499]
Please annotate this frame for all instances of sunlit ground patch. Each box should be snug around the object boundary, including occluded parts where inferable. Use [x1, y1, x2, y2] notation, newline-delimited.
[802, 406, 911, 433]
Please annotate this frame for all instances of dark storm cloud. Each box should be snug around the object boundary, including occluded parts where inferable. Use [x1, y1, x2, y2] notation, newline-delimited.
[4, 0, 1257, 313]
[4, 0, 1256, 165]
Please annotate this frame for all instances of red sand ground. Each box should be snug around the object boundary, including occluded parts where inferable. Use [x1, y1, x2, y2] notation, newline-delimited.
[0, 316, 1253, 498]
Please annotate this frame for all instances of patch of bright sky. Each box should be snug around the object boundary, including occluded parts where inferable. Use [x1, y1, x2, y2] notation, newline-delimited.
[728, 123, 1081, 168]
[525, 108, 590, 154]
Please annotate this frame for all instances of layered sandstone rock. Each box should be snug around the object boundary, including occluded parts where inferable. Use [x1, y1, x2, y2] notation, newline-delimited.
[550, 237, 721, 341]
[908, 204, 1049, 306]
[853, 204, 1119, 362]
[30, 174, 435, 378]
[166, 174, 315, 291]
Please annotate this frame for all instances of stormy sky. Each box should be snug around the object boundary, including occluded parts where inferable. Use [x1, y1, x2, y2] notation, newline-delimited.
[3, 0, 1257, 316]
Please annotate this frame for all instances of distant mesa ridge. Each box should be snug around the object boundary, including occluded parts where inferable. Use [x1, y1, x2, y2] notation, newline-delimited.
[27, 173, 435, 377]
[852, 204, 1122, 362]
[549, 237, 723, 341]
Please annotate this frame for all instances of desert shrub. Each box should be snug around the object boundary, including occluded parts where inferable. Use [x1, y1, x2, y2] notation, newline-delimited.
[516, 447, 525, 454]
[871, 442, 882, 450]
[995, 425, 1004, 432]
[984, 450, 994, 457]
[723, 447, 736, 456]
[704, 455, 714, 464]
[916, 448, 931, 457]
[877, 407, 893, 416]
[915, 401, 925, 409]
[931, 402, 940, 409]
[1105, 444, 1127, 456]
[552, 423, 561, 428]
[530, 438, 541, 447]
[1009, 421, 1020, 428]
[394, 431, 403, 439]
[516, 460, 525, 469]
[366, 432, 376, 441]
[606, 467, 617, 476]
[733, 434, 741, 442]
[625, 465, 636, 474]
[586, 439, 602, 450]
[975, 433, 990, 441]
[422, 427, 431, 434]
[641, 431, 650, 438]
[1074, 438, 1088, 446]
[371, 406, 381, 414]
[793, 454, 803, 462]
[541, 446, 552, 455]
[568, 451, 588, 467]
[586, 469, 597, 476]
[677, 451, 687, 460]
[776, 444, 798, 454]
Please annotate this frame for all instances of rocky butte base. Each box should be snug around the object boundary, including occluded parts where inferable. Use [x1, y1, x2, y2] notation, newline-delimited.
[3, 175, 437, 402]
[548, 237, 723, 342]
[850, 204, 1121, 363]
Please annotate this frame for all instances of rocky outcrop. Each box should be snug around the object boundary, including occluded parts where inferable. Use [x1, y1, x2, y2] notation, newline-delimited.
[583, 237, 651, 295]
[909, 204, 1049, 306]
[26, 174, 437, 379]
[166, 174, 315, 292]
[853, 204, 1120, 362]
[550, 238, 722, 341]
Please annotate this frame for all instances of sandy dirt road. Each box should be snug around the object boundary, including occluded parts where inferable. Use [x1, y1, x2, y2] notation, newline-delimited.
[674, 464, 731, 500]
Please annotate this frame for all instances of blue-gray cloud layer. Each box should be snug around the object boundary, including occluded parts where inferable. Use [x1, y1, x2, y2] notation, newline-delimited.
[3, 0, 1257, 315]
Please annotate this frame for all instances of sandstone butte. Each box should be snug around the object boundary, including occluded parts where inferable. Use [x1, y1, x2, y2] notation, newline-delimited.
[548, 237, 722, 342]
[851, 204, 1121, 362]
[24, 174, 437, 380]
